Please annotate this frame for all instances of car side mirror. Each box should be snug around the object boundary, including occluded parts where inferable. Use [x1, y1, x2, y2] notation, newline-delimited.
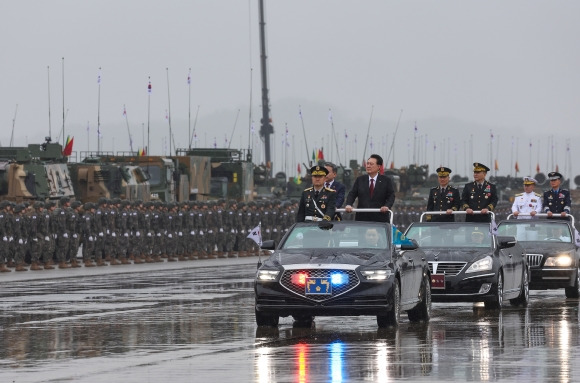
[400, 239, 419, 251]
[260, 240, 276, 250]
[497, 235, 517, 249]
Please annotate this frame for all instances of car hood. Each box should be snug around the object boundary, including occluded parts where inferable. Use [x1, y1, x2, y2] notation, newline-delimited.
[422, 247, 492, 262]
[262, 249, 388, 268]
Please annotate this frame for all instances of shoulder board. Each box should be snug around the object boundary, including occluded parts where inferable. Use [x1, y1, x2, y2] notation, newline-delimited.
[534, 192, 542, 197]
[515, 193, 523, 197]
[430, 186, 437, 190]
[324, 187, 336, 192]
[304, 187, 313, 191]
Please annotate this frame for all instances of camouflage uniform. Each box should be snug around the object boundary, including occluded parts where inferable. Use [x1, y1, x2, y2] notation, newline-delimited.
[28, 202, 45, 269]
[82, 203, 98, 266]
[66, 201, 83, 267]
[54, 198, 71, 268]
[0, 202, 10, 271]
[12, 205, 27, 271]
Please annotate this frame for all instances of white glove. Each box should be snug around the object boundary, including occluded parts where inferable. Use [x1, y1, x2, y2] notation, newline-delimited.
[106, 230, 110, 235]
[73, 234, 78, 238]
[9, 236, 14, 242]
[219, 228, 223, 233]
[63, 233, 69, 238]
[273, 229, 277, 232]
[156, 233, 161, 237]
[208, 230, 213, 234]
[168, 233, 173, 238]
[33, 238, 38, 242]
[136, 232, 141, 237]
[112, 232, 116, 237]
[199, 230, 204, 235]
[89, 236, 94, 241]
[124, 233, 129, 237]
[2, 236, 6, 242]
[231, 229, 235, 233]
[147, 232, 152, 237]
[178, 232, 183, 237]
[99, 232, 104, 237]
[45, 236, 50, 241]
[18, 239, 23, 244]
[190, 231, 195, 235]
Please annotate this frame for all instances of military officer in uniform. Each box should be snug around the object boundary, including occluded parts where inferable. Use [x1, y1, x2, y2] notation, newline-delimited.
[512, 176, 543, 219]
[461, 163, 498, 223]
[296, 165, 337, 222]
[543, 171, 571, 219]
[426, 166, 460, 222]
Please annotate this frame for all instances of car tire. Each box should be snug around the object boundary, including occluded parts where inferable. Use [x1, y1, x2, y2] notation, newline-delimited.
[484, 272, 503, 310]
[408, 274, 431, 322]
[377, 279, 401, 328]
[565, 267, 580, 299]
[255, 308, 279, 327]
[510, 266, 529, 307]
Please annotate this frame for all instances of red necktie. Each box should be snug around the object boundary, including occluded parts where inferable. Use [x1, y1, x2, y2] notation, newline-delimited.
[369, 178, 375, 198]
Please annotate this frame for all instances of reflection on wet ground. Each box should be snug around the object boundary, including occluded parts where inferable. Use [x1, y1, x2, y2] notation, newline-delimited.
[2, 260, 580, 382]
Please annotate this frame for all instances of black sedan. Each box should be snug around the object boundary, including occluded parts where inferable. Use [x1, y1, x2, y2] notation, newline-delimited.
[497, 214, 580, 298]
[405, 217, 529, 309]
[254, 221, 431, 328]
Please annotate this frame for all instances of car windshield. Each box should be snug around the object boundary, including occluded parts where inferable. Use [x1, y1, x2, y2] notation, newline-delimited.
[280, 223, 391, 250]
[497, 221, 573, 243]
[405, 223, 492, 248]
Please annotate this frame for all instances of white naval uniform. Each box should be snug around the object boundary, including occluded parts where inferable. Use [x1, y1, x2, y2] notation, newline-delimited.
[511, 191, 543, 219]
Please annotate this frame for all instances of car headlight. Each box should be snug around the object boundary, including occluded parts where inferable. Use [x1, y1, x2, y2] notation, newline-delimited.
[544, 255, 573, 267]
[256, 270, 280, 281]
[361, 269, 392, 280]
[466, 256, 493, 273]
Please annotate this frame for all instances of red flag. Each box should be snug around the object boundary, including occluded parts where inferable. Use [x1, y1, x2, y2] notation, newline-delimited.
[318, 148, 324, 160]
[62, 136, 74, 156]
[536, 163, 540, 173]
[494, 159, 499, 171]
[515, 161, 519, 173]
[297, 163, 301, 173]
[390, 161, 394, 170]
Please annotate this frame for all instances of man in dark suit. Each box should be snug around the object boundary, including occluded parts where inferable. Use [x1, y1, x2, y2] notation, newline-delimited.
[296, 165, 337, 222]
[461, 163, 498, 223]
[345, 154, 395, 222]
[426, 166, 461, 222]
[324, 162, 346, 220]
[543, 171, 571, 220]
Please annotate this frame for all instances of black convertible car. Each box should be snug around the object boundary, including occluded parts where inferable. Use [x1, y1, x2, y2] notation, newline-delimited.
[497, 215, 580, 298]
[254, 221, 431, 328]
[405, 215, 529, 309]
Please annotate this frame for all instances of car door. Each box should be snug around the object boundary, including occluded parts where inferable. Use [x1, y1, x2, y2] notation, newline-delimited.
[496, 236, 518, 293]
[395, 248, 421, 305]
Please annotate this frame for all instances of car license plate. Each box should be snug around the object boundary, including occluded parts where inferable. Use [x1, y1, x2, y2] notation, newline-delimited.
[431, 274, 445, 289]
[305, 277, 332, 295]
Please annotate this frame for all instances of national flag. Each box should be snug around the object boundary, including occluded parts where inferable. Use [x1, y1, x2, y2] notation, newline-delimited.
[148, 78, 152, 94]
[297, 163, 301, 174]
[187, 69, 191, 85]
[62, 135, 74, 156]
[312, 150, 315, 162]
[247, 224, 262, 246]
[97, 69, 101, 84]
[138, 148, 144, 156]
[318, 148, 324, 160]
[414, 123, 418, 133]
[494, 159, 499, 171]
[390, 161, 394, 170]
[490, 219, 499, 235]
[123, 106, 127, 116]
[536, 163, 540, 173]
[392, 226, 413, 246]
[515, 161, 519, 172]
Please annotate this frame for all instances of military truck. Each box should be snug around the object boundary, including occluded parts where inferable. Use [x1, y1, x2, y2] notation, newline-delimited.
[68, 158, 151, 203]
[0, 139, 75, 203]
[176, 148, 253, 202]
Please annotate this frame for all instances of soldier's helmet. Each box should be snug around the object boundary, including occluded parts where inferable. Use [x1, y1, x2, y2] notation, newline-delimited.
[98, 197, 108, 206]
[60, 196, 70, 205]
[84, 202, 93, 210]
[45, 201, 56, 209]
[71, 201, 82, 209]
[13, 204, 25, 213]
[237, 202, 246, 209]
[33, 201, 45, 209]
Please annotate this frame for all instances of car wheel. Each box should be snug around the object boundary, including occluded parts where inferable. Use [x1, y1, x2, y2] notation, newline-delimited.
[292, 315, 314, 328]
[484, 272, 503, 310]
[408, 274, 431, 322]
[377, 279, 401, 328]
[510, 266, 529, 306]
[255, 308, 279, 327]
[565, 267, 580, 299]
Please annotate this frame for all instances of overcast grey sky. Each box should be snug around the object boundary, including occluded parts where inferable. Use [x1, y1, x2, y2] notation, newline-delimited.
[1, 1, 579, 180]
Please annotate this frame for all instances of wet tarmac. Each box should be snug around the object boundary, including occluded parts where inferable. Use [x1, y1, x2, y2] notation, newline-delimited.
[2, 258, 580, 382]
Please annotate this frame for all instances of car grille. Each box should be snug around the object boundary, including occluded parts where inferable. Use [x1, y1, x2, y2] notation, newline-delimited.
[527, 254, 543, 267]
[429, 262, 466, 276]
[280, 269, 360, 302]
